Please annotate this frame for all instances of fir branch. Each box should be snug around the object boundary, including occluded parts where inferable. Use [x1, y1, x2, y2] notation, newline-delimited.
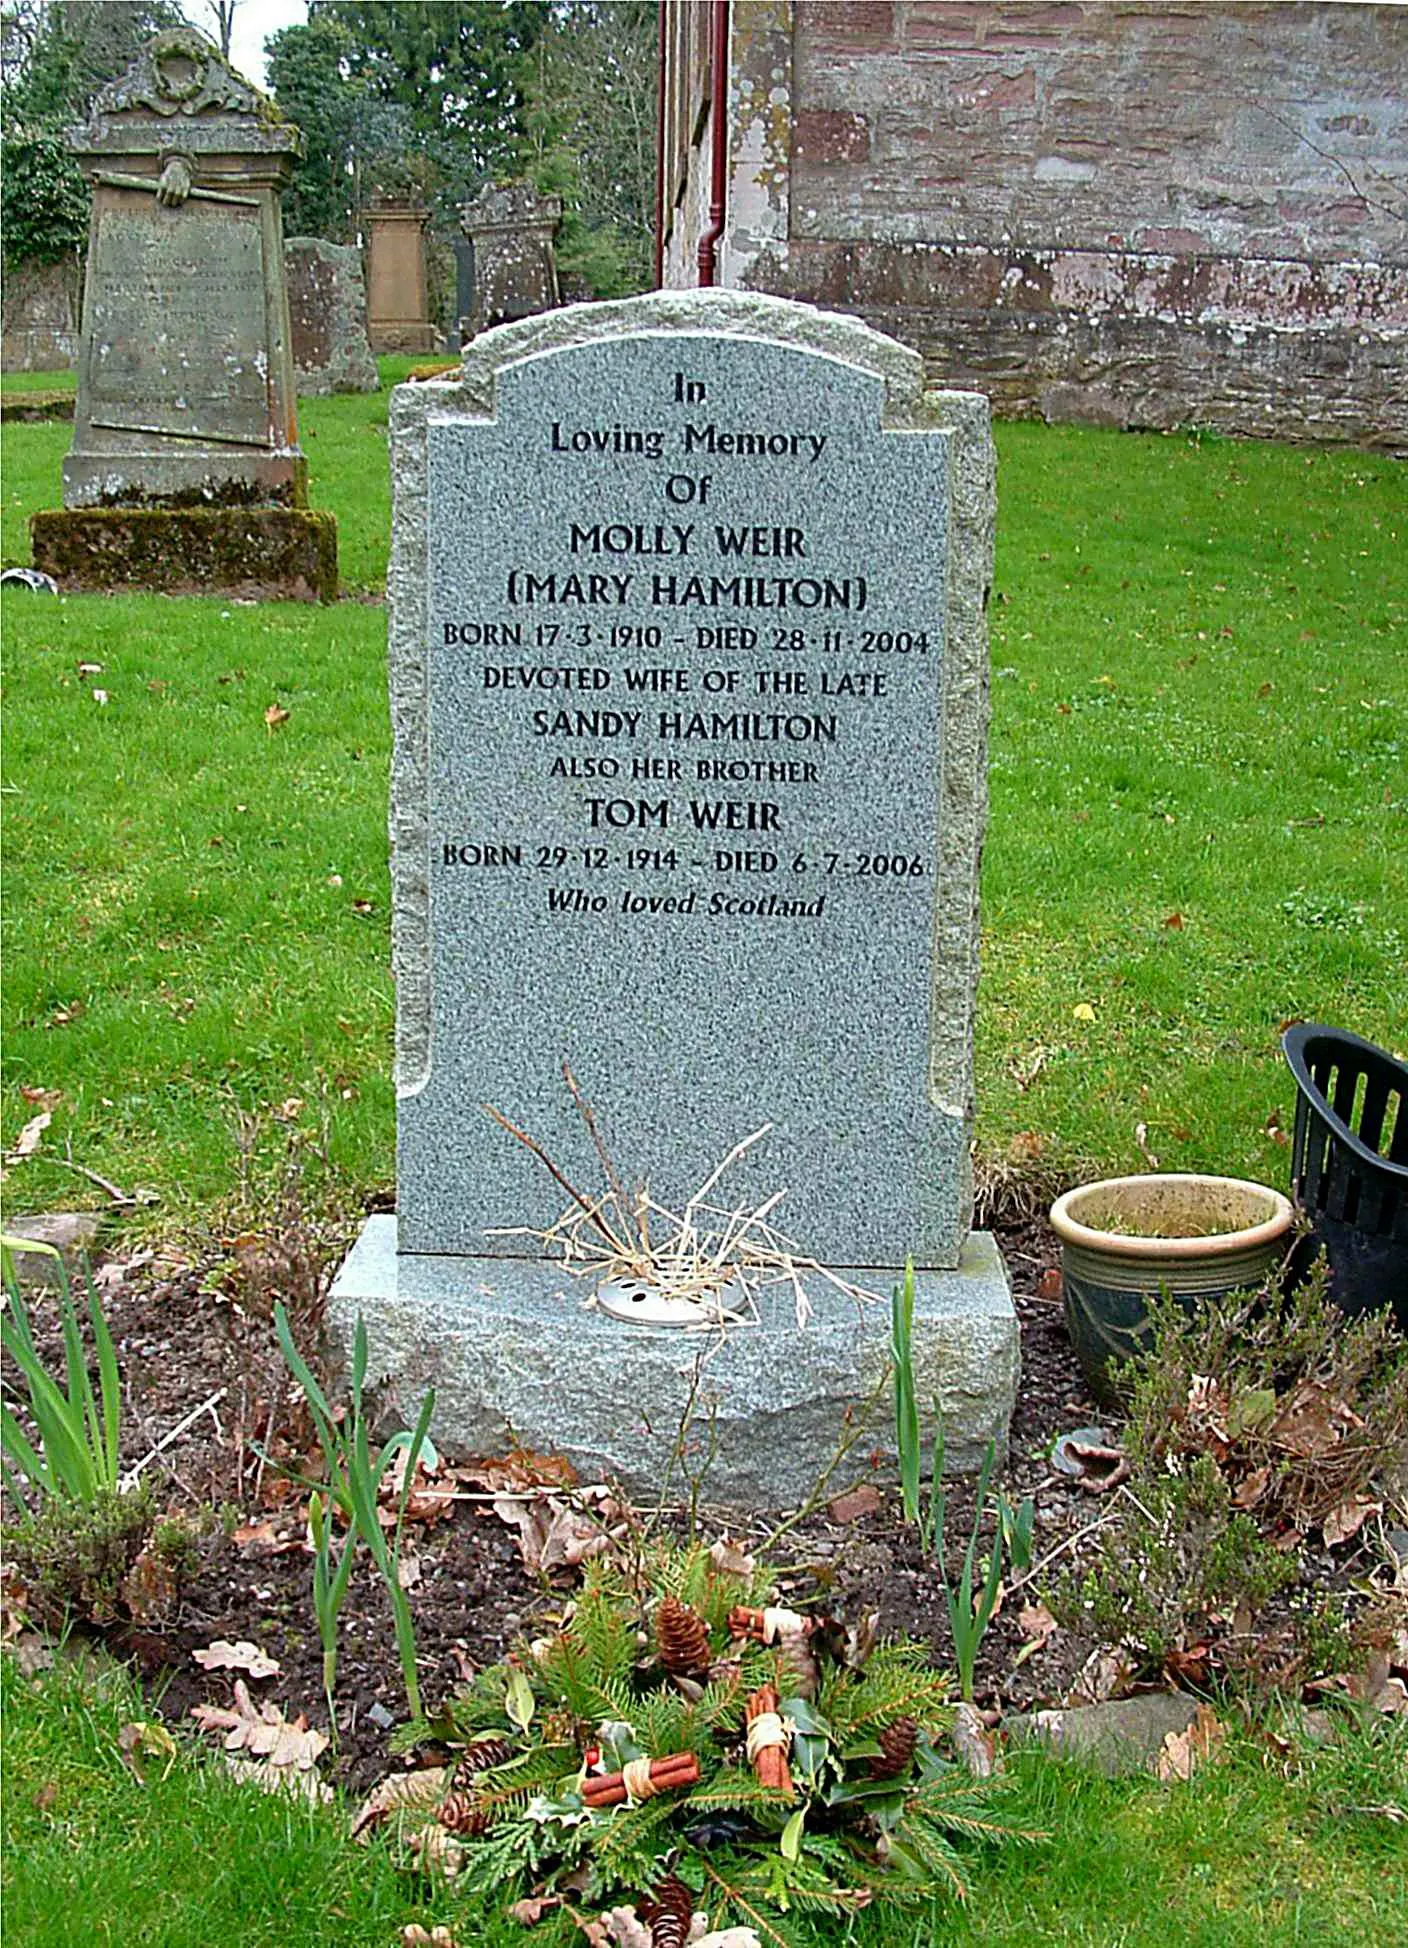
[697, 1860, 805, 1948]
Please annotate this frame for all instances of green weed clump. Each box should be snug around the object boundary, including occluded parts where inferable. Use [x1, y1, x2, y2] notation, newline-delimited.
[5, 1483, 155, 1628]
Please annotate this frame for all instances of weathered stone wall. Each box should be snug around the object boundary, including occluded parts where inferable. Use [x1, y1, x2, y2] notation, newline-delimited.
[664, 1, 1408, 446]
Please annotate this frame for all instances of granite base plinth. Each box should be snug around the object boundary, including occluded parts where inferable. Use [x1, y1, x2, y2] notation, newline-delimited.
[31, 506, 338, 601]
[329, 1217, 1018, 1509]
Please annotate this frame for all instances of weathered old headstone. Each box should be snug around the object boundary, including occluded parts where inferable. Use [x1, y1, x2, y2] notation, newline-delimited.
[286, 237, 378, 395]
[365, 197, 439, 355]
[333, 290, 1015, 1504]
[30, 28, 335, 599]
[1, 259, 80, 372]
[461, 182, 562, 335]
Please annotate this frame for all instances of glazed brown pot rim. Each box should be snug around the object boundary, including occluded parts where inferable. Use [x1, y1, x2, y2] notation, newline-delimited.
[1049, 1173, 1295, 1260]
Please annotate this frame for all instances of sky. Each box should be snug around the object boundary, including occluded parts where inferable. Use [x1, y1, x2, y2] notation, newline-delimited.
[223, 0, 307, 90]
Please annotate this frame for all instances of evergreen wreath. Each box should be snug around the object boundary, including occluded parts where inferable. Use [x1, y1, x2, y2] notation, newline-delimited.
[381, 1541, 1042, 1943]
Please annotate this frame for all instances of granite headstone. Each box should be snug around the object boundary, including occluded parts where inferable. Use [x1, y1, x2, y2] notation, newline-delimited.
[333, 290, 1015, 1503]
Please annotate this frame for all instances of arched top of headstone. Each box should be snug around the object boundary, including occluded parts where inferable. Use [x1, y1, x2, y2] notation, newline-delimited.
[455, 290, 942, 429]
[70, 27, 303, 160]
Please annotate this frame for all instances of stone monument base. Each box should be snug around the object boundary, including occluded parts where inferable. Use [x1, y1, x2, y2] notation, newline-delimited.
[31, 506, 338, 602]
[330, 1216, 1018, 1509]
[370, 323, 442, 356]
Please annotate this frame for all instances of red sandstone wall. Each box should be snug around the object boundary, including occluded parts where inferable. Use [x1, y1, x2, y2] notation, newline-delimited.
[677, 2, 1408, 446]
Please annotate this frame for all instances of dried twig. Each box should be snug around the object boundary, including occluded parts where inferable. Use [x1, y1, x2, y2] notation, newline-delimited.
[483, 1102, 633, 1257]
[121, 1387, 227, 1491]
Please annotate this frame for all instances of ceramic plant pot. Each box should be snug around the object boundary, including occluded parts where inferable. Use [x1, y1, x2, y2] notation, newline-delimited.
[1049, 1173, 1295, 1404]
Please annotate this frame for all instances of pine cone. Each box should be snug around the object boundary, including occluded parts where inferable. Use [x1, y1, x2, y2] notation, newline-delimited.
[656, 1595, 711, 1676]
[436, 1789, 491, 1836]
[640, 1873, 694, 1948]
[459, 1736, 513, 1775]
[869, 1715, 919, 1779]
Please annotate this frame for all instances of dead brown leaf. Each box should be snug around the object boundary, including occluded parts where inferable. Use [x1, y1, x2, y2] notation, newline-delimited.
[351, 1764, 449, 1841]
[707, 1535, 756, 1579]
[509, 1895, 564, 1927]
[264, 703, 290, 731]
[190, 1679, 328, 1771]
[11, 1110, 51, 1157]
[382, 1449, 457, 1528]
[1350, 1652, 1408, 1716]
[827, 1483, 882, 1524]
[1321, 1494, 1382, 1547]
[231, 1515, 308, 1555]
[409, 1825, 465, 1879]
[1, 1563, 31, 1641]
[1269, 1381, 1362, 1460]
[403, 1929, 465, 1948]
[192, 1639, 281, 1678]
[1067, 1645, 1136, 1705]
[1232, 1466, 1271, 1511]
[1017, 1601, 1059, 1649]
[463, 1447, 579, 1494]
[492, 1486, 625, 1576]
[1156, 1703, 1225, 1782]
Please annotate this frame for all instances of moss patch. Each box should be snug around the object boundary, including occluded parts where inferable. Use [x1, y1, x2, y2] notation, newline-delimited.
[1, 391, 75, 422]
[30, 507, 338, 602]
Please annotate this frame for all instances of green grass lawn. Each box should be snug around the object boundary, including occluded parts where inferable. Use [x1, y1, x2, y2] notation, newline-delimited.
[1, 385, 1403, 1227]
[5, 1650, 1404, 1948]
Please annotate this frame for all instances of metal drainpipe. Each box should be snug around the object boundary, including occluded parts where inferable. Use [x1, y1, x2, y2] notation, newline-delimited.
[653, 0, 667, 286]
[696, 0, 731, 286]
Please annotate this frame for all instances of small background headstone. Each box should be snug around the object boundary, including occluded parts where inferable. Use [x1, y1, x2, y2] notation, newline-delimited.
[461, 182, 562, 336]
[29, 27, 336, 601]
[285, 237, 378, 395]
[364, 197, 439, 354]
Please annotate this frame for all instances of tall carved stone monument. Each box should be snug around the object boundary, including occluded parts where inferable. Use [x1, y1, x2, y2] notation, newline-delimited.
[365, 198, 439, 355]
[333, 291, 1015, 1504]
[31, 28, 336, 600]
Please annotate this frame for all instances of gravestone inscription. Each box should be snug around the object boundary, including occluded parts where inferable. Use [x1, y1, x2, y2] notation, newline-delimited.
[334, 290, 1014, 1504]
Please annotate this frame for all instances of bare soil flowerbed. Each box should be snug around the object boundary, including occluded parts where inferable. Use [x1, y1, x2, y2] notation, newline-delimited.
[4, 1210, 1399, 1799]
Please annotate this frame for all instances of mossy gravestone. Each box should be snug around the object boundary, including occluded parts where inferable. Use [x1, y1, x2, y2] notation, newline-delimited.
[30, 28, 335, 601]
[334, 291, 1016, 1504]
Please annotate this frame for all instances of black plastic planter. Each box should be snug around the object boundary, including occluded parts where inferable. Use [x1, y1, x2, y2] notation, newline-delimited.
[1282, 1024, 1408, 1327]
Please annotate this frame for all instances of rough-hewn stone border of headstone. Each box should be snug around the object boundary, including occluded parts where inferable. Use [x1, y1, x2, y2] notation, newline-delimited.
[386, 291, 993, 1193]
[31, 506, 338, 602]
